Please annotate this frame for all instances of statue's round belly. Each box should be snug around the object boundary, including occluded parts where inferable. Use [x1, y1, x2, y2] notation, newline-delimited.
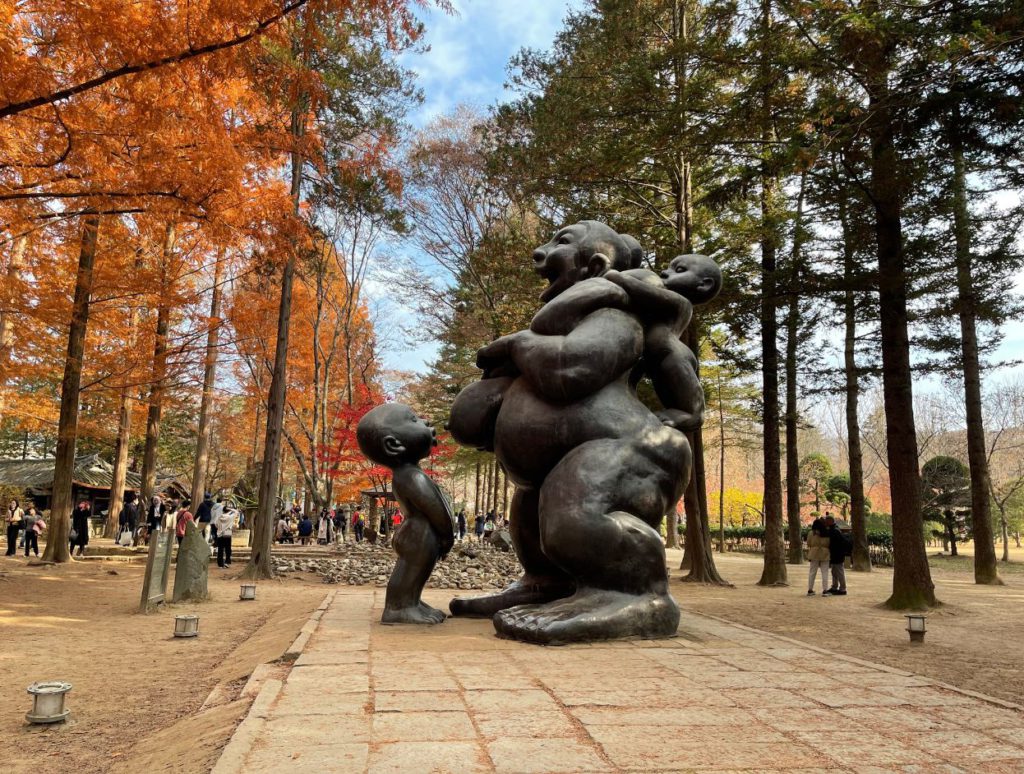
[494, 377, 656, 487]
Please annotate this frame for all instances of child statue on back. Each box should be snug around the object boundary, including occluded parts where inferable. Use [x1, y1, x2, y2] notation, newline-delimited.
[357, 403, 455, 624]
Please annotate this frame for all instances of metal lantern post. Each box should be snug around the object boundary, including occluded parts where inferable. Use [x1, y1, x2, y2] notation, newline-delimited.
[26, 681, 72, 724]
[174, 614, 200, 637]
[905, 614, 927, 643]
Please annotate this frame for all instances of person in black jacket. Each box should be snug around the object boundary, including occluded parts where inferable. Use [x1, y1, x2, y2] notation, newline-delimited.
[194, 493, 214, 542]
[823, 514, 849, 596]
[118, 493, 139, 543]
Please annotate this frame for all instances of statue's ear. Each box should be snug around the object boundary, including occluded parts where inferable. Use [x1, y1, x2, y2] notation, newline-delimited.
[382, 435, 405, 457]
[585, 252, 611, 279]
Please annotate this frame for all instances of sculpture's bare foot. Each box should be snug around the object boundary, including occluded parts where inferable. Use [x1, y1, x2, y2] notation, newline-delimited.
[449, 576, 574, 618]
[381, 604, 446, 625]
[493, 588, 680, 645]
[418, 601, 447, 624]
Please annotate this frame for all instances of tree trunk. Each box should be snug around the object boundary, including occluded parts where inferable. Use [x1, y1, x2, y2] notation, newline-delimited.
[717, 373, 726, 553]
[950, 131, 1000, 585]
[682, 426, 730, 585]
[474, 459, 481, 514]
[243, 93, 306, 581]
[999, 507, 1009, 562]
[869, 91, 936, 609]
[784, 175, 806, 565]
[106, 250, 144, 539]
[43, 215, 99, 563]
[838, 183, 871, 571]
[105, 385, 134, 539]
[0, 234, 27, 422]
[190, 252, 225, 509]
[139, 223, 176, 518]
[756, 0, 786, 586]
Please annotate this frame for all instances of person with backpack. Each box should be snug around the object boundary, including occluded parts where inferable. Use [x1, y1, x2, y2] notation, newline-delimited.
[805, 517, 831, 595]
[22, 506, 41, 557]
[823, 514, 850, 596]
[352, 509, 365, 542]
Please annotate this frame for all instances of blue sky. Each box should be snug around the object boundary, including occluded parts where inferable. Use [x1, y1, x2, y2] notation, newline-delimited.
[378, 0, 1024, 387]
[376, 0, 583, 375]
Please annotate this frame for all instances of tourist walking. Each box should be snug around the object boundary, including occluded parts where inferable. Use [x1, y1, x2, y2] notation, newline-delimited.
[175, 504, 194, 546]
[317, 510, 333, 544]
[457, 510, 467, 542]
[334, 508, 347, 543]
[22, 506, 39, 557]
[26, 510, 44, 558]
[824, 514, 850, 596]
[474, 512, 485, 541]
[147, 494, 165, 533]
[70, 500, 91, 556]
[118, 493, 138, 545]
[352, 509, 365, 542]
[213, 503, 233, 567]
[805, 518, 830, 595]
[298, 514, 314, 545]
[195, 493, 214, 542]
[5, 498, 24, 556]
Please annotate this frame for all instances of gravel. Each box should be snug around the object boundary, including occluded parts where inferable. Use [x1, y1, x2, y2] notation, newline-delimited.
[271, 540, 522, 590]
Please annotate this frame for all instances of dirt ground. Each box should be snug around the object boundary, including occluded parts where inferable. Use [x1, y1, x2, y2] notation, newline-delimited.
[671, 548, 1024, 706]
[2, 541, 1022, 774]
[0, 553, 326, 774]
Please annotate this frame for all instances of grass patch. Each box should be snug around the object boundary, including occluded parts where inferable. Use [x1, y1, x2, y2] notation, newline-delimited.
[928, 553, 1024, 575]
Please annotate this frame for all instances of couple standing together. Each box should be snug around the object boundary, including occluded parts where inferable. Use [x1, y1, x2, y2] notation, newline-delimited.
[807, 514, 851, 596]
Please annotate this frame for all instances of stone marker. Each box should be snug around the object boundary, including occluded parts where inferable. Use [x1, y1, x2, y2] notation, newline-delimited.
[172, 521, 210, 602]
[487, 529, 513, 552]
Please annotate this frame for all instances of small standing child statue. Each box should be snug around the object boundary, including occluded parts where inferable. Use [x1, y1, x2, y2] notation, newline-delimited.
[357, 403, 455, 624]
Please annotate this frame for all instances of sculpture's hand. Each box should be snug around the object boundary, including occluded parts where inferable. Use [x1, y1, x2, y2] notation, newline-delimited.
[477, 332, 526, 376]
[657, 408, 701, 433]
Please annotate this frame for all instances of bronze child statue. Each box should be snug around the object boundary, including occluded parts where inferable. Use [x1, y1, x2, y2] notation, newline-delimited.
[357, 403, 455, 624]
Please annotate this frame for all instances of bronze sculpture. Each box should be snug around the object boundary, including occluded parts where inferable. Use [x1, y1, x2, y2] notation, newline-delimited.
[357, 403, 454, 625]
[448, 221, 721, 644]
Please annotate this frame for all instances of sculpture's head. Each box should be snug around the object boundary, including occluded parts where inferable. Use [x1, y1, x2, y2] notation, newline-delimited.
[660, 254, 722, 305]
[532, 220, 643, 302]
[357, 403, 437, 467]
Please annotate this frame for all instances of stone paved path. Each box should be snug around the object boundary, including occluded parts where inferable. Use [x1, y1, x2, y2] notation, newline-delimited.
[213, 588, 1024, 773]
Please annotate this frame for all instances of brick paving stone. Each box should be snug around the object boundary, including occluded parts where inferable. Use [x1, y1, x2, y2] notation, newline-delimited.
[473, 710, 578, 739]
[835, 705, 960, 732]
[374, 690, 466, 713]
[262, 713, 371, 745]
[810, 686, 912, 708]
[368, 741, 492, 774]
[211, 590, 1024, 774]
[927, 704, 1024, 730]
[719, 687, 809, 708]
[244, 741, 370, 773]
[486, 737, 611, 773]
[792, 730, 925, 767]
[272, 685, 370, 716]
[573, 706, 758, 727]
[901, 730, 1024, 763]
[594, 736, 833, 771]
[464, 688, 561, 713]
[371, 710, 478, 742]
[753, 707, 850, 732]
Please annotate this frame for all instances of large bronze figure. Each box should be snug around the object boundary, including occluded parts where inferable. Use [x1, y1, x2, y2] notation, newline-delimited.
[447, 221, 721, 644]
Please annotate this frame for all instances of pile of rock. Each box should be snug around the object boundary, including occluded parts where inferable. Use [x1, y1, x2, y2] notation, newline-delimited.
[271, 540, 522, 590]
